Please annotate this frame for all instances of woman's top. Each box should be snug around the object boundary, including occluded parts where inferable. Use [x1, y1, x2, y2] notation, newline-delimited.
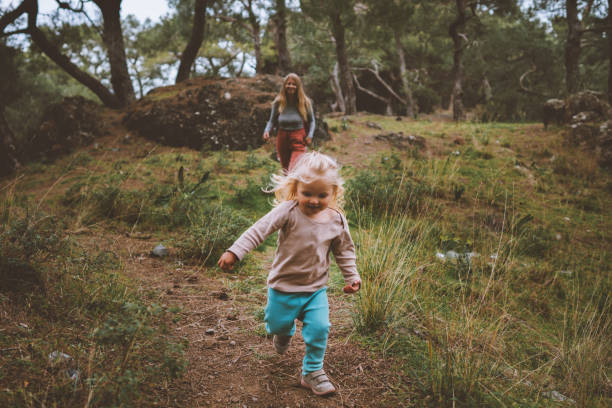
[227, 200, 359, 293]
[264, 100, 316, 140]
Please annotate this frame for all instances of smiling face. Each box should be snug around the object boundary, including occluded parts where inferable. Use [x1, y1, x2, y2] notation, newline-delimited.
[284, 77, 298, 96]
[295, 179, 335, 218]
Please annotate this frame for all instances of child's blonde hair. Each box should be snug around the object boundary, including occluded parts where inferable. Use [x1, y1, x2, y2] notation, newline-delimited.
[273, 73, 312, 124]
[269, 151, 345, 212]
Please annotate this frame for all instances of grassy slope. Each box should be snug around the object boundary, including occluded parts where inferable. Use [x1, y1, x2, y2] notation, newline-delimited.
[1, 113, 610, 407]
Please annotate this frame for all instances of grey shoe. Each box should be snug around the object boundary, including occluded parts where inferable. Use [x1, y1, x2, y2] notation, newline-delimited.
[301, 369, 336, 396]
[272, 335, 291, 354]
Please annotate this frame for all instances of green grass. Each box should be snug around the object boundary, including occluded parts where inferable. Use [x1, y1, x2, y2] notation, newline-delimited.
[0, 200, 186, 407]
[1, 114, 610, 406]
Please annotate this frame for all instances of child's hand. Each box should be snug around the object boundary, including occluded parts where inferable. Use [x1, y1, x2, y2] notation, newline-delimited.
[343, 279, 361, 294]
[217, 251, 237, 271]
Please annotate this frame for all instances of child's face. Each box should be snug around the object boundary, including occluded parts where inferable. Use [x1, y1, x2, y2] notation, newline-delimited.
[296, 179, 334, 217]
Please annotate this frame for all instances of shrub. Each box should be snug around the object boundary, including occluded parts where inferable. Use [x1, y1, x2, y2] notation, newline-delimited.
[413, 86, 440, 114]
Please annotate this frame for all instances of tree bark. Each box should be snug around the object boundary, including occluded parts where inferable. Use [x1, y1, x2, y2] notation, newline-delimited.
[93, 0, 135, 106]
[564, 0, 595, 94]
[395, 31, 415, 117]
[565, 0, 581, 94]
[176, 0, 208, 83]
[449, 0, 466, 121]
[330, 11, 356, 114]
[245, 0, 262, 74]
[273, 0, 292, 75]
[330, 63, 345, 112]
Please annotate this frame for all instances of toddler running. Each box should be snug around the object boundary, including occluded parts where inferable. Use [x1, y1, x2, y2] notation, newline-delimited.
[217, 151, 361, 396]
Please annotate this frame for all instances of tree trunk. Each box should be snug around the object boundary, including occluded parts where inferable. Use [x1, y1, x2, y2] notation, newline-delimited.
[176, 0, 208, 83]
[330, 63, 345, 112]
[565, 0, 581, 94]
[449, 0, 466, 121]
[0, 107, 19, 176]
[608, 0, 612, 103]
[395, 31, 415, 117]
[253, 25, 262, 74]
[94, 0, 135, 106]
[29, 27, 121, 107]
[330, 11, 356, 114]
[273, 0, 292, 75]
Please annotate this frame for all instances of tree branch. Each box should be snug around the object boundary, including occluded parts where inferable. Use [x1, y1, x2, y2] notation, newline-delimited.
[354, 60, 407, 105]
[0, 0, 29, 33]
[352, 73, 389, 104]
[1, 28, 30, 37]
[55, 0, 85, 13]
[518, 64, 548, 98]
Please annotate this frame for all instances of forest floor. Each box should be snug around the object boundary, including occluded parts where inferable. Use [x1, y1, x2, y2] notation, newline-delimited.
[3, 93, 610, 407]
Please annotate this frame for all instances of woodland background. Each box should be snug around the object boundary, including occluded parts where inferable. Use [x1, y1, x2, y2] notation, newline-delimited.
[0, 0, 610, 157]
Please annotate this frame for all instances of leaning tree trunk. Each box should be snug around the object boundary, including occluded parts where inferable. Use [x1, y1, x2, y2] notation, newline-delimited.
[395, 31, 415, 117]
[274, 0, 292, 75]
[2, 0, 120, 108]
[176, 0, 208, 83]
[94, 0, 135, 106]
[330, 11, 356, 114]
[449, 0, 466, 121]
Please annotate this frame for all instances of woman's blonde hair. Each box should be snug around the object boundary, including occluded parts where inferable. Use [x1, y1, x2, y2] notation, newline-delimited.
[269, 151, 345, 212]
[274, 73, 312, 123]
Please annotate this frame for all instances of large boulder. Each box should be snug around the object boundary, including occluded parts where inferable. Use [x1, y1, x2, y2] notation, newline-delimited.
[564, 92, 612, 168]
[124, 75, 330, 151]
[566, 91, 609, 119]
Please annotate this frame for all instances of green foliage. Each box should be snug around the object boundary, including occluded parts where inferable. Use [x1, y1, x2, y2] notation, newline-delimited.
[61, 166, 215, 229]
[413, 86, 441, 114]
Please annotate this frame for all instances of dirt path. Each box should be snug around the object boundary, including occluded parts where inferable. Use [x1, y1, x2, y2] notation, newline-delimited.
[97, 233, 410, 407]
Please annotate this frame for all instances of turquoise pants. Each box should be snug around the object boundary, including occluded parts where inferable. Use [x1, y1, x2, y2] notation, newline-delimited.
[265, 287, 330, 376]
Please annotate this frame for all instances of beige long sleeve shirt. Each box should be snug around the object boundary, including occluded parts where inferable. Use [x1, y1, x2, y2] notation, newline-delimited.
[227, 200, 360, 293]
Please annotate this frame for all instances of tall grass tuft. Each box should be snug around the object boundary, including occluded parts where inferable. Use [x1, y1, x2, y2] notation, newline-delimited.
[351, 205, 431, 334]
[555, 282, 611, 406]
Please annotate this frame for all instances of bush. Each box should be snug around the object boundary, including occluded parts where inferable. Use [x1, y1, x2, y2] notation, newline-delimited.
[414, 86, 440, 114]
